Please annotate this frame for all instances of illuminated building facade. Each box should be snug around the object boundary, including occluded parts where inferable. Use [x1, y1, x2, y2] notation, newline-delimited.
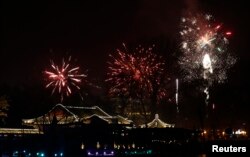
[22, 104, 132, 131]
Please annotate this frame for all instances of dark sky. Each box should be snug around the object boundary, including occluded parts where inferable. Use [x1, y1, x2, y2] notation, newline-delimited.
[1, 0, 250, 129]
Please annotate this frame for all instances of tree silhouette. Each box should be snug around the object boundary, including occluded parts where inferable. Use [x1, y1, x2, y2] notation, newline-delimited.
[0, 95, 10, 126]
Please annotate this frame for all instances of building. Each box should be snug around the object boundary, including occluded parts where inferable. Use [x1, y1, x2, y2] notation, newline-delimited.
[22, 104, 132, 130]
[141, 114, 175, 128]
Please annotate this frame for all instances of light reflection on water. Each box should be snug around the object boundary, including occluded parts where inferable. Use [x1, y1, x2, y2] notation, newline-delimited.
[7, 150, 208, 157]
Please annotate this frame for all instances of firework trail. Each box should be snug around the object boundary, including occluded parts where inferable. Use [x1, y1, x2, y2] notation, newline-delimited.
[44, 56, 87, 102]
[179, 13, 236, 112]
[176, 79, 179, 113]
[106, 44, 166, 105]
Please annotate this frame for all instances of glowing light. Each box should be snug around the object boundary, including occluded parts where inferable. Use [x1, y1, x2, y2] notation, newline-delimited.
[44, 56, 87, 102]
[96, 141, 100, 149]
[132, 143, 135, 148]
[87, 150, 115, 156]
[81, 143, 85, 150]
[202, 53, 213, 77]
[114, 142, 117, 149]
[235, 129, 247, 135]
[176, 79, 179, 113]
[215, 25, 221, 30]
[202, 54, 211, 69]
[226, 32, 232, 35]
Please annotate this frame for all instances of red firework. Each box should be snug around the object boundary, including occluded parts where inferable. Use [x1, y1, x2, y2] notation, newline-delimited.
[106, 44, 166, 102]
[44, 57, 86, 102]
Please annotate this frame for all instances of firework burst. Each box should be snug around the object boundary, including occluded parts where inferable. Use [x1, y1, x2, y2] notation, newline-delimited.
[106, 44, 166, 103]
[179, 13, 237, 118]
[44, 57, 87, 102]
[179, 13, 236, 84]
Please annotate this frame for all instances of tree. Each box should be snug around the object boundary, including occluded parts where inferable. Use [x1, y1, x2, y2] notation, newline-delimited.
[0, 96, 10, 126]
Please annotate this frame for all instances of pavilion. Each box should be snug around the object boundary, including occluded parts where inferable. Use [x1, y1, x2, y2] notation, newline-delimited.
[141, 114, 175, 128]
[22, 104, 132, 130]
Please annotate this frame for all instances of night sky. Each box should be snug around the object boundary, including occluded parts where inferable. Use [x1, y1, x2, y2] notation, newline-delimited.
[1, 0, 250, 129]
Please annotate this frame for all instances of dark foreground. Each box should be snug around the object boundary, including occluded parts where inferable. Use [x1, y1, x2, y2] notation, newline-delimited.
[0, 126, 249, 157]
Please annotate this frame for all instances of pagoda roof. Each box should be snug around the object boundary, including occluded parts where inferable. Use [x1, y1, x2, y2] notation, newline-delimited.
[65, 105, 112, 118]
[22, 104, 132, 126]
[141, 114, 174, 128]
